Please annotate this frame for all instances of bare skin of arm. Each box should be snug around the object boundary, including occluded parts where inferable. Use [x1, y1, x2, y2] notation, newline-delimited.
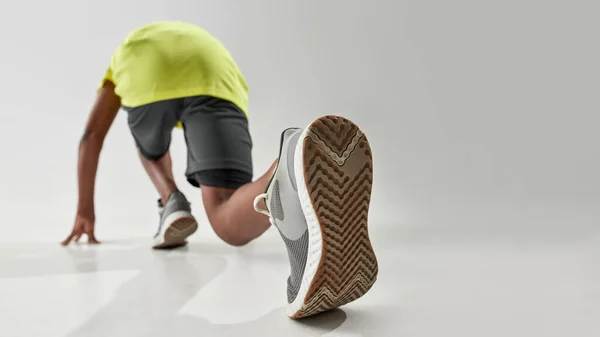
[61, 81, 121, 246]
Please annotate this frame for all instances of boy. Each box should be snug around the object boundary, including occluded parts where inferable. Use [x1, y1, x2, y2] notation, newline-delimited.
[61, 21, 378, 318]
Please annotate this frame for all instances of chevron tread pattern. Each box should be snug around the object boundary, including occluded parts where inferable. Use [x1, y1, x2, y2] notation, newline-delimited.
[293, 115, 378, 318]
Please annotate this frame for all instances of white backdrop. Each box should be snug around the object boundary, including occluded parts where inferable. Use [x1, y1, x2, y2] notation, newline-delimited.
[0, 0, 598, 242]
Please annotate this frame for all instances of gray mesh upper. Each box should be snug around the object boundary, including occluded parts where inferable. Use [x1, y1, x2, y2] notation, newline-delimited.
[270, 180, 284, 221]
[156, 191, 191, 237]
[267, 128, 310, 304]
[279, 229, 309, 303]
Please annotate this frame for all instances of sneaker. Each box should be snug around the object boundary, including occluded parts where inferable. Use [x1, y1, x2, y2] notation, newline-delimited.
[254, 116, 378, 318]
[153, 191, 198, 249]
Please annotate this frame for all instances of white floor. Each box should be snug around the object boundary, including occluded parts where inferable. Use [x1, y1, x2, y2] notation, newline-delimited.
[0, 220, 598, 337]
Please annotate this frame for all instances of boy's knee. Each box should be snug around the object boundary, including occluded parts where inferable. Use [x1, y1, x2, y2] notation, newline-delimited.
[224, 235, 252, 247]
[216, 228, 252, 247]
[208, 217, 253, 247]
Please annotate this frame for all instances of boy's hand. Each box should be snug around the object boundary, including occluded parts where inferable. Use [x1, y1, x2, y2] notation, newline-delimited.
[61, 213, 100, 246]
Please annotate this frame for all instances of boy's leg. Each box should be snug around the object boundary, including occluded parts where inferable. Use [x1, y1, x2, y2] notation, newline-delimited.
[180, 96, 274, 245]
[185, 108, 379, 318]
[126, 99, 198, 249]
[199, 161, 277, 246]
[138, 151, 177, 205]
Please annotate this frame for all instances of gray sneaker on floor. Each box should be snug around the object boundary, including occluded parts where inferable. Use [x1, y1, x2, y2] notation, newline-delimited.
[153, 191, 198, 249]
[255, 116, 378, 319]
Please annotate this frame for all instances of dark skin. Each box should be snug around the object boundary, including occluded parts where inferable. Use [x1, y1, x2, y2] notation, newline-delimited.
[62, 81, 275, 246]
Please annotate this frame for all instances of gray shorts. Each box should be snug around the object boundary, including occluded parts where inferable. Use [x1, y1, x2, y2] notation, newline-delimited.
[124, 96, 253, 189]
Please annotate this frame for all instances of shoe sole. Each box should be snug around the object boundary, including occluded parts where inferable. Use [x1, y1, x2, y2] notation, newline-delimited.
[152, 211, 198, 249]
[290, 115, 378, 318]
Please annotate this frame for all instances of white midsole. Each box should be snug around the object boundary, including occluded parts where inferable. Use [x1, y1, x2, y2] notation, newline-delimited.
[154, 210, 196, 244]
[287, 123, 323, 317]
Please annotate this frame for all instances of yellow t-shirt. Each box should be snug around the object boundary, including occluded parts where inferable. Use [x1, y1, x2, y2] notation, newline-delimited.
[101, 21, 249, 127]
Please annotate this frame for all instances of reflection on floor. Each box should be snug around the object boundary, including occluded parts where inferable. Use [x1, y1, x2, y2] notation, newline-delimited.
[0, 224, 597, 337]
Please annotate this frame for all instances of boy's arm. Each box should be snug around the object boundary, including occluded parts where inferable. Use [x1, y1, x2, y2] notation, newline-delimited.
[75, 80, 121, 219]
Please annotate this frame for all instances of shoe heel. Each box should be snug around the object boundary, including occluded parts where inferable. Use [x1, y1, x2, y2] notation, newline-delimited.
[153, 213, 198, 249]
[294, 115, 378, 318]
